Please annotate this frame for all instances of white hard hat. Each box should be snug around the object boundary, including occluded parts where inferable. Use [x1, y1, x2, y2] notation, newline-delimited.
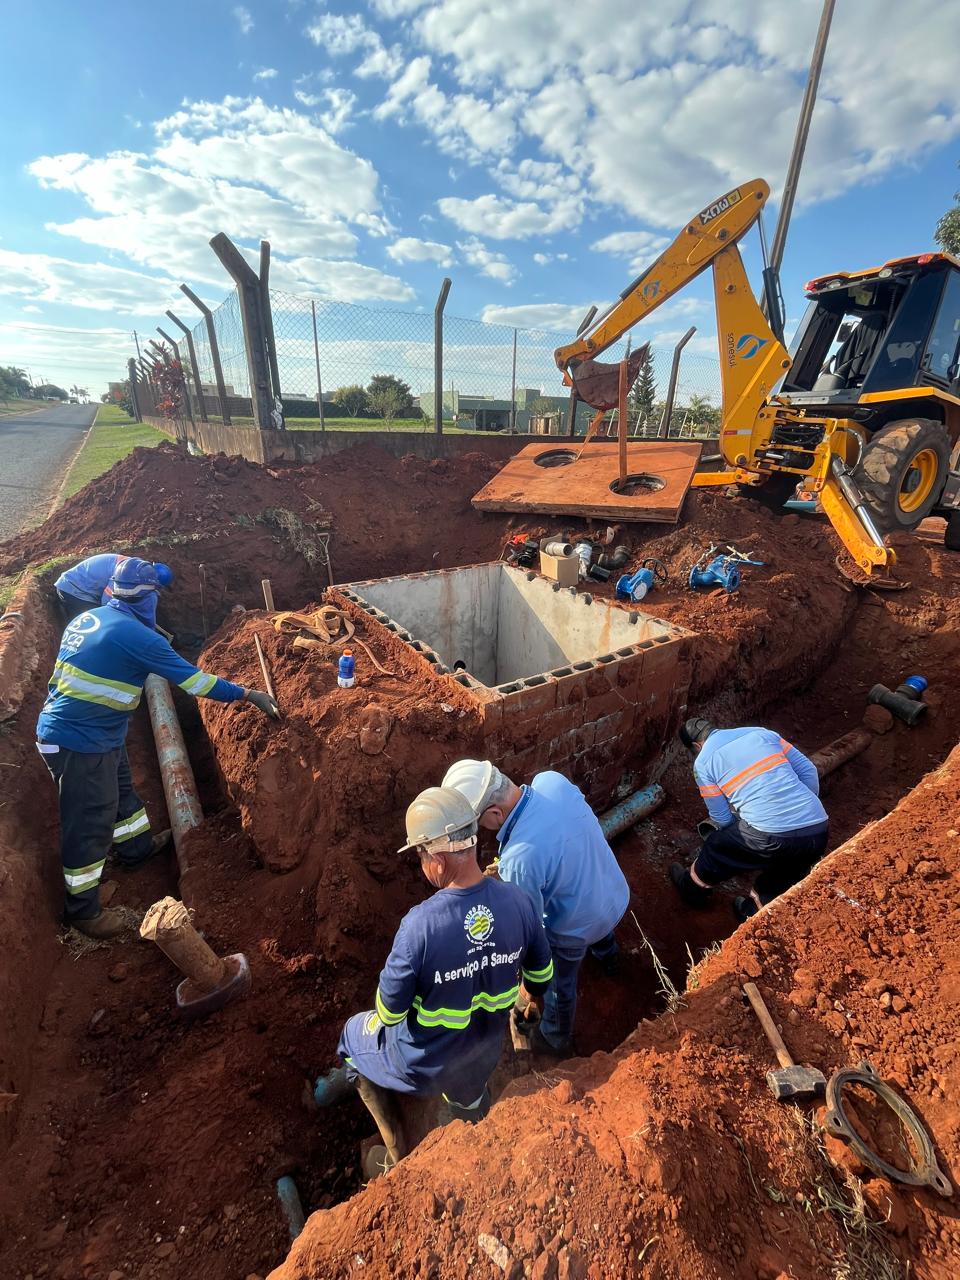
[441, 759, 504, 816]
[398, 786, 478, 854]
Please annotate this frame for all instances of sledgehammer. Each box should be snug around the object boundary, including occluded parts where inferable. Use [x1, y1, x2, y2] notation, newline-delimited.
[742, 983, 826, 1103]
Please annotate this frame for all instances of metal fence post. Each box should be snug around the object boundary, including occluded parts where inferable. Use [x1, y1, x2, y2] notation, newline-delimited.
[510, 328, 517, 431]
[209, 232, 276, 431]
[127, 357, 142, 422]
[311, 299, 325, 433]
[158, 326, 195, 427]
[658, 326, 697, 439]
[434, 277, 451, 435]
[166, 309, 208, 423]
[181, 284, 232, 424]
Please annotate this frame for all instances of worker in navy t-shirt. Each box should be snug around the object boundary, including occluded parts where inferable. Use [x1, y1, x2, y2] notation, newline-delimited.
[313, 786, 553, 1168]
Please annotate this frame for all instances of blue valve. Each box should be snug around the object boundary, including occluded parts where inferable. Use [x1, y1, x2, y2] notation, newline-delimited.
[615, 558, 668, 602]
[688, 546, 765, 594]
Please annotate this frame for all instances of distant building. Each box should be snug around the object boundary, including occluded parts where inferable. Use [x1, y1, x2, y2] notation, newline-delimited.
[418, 386, 593, 433]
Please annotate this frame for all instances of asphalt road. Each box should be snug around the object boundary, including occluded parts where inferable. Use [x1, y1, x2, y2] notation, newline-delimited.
[0, 402, 96, 544]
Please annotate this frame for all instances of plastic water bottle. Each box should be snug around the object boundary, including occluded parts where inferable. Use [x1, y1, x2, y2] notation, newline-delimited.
[337, 650, 356, 689]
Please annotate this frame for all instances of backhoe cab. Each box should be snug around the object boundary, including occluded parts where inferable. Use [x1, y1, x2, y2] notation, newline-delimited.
[554, 179, 960, 577]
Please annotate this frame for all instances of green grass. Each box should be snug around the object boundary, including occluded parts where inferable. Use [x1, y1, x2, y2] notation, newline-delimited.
[0, 398, 45, 416]
[59, 404, 166, 502]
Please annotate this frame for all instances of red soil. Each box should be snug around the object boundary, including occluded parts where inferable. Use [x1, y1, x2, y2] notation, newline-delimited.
[0, 442, 958, 1280]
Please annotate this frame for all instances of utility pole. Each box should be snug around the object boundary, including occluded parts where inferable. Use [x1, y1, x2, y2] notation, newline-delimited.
[768, 0, 836, 278]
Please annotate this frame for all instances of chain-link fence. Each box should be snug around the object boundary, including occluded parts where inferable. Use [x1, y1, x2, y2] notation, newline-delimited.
[142, 275, 723, 436]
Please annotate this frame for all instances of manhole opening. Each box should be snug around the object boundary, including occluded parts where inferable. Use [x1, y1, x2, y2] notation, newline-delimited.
[609, 472, 666, 496]
[534, 449, 578, 469]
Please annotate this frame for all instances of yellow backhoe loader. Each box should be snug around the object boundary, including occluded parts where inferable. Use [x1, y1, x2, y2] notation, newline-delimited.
[554, 178, 960, 578]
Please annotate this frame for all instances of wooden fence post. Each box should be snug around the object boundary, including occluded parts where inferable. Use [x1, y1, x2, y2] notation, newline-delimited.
[208, 233, 276, 431]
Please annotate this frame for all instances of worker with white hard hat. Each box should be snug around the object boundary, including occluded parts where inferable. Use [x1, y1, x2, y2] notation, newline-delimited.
[312, 785, 553, 1168]
[442, 759, 629, 1058]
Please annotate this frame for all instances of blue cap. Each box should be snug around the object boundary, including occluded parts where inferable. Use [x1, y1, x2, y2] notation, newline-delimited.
[902, 675, 927, 694]
[110, 557, 160, 600]
[153, 562, 174, 587]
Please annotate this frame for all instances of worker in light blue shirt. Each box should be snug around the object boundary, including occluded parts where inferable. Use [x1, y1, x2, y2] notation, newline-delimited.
[671, 718, 829, 923]
[443, 760, 629, 1058]
[54, 553, 174, 622]
[37, 558, 279, 939]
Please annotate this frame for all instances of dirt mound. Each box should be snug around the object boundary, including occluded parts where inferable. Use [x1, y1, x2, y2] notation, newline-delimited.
[196, 601, 484, 963]
[271, 737, 960, 1280]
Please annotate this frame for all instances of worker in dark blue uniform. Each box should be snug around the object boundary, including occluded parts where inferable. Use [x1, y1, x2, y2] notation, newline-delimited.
[671, 717, 829, 922]
[313, 786, 553, 1168]
[37, 558, 279, 939]
[54, 553, 174, 622]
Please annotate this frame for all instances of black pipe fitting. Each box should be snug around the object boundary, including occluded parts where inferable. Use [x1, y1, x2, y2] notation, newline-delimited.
[867, 684, 926, 727]
[596, 544, 630, 570]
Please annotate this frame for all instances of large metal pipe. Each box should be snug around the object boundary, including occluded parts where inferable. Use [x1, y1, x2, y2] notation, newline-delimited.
[144, 675, 203, 871]
[599, 784, 665, 841]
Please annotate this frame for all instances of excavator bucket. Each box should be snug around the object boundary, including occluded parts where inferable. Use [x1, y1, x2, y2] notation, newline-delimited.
[568, 344, 649, 411]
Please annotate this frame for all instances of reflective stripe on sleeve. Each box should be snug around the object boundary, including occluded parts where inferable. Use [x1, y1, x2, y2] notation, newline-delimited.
[113, 808, 150, 843]
[180, 670, 218, 696]
[374, 988, 408, 1026]
[64, 858, 106, 894]
[36, 743, 60, 755]
[412, 984, 521, 1030]
[521, 960, 554, 984]
[698, 784, 723, 797]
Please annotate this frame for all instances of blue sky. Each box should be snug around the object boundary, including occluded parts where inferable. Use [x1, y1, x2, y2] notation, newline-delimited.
[1, 0, 959, 396]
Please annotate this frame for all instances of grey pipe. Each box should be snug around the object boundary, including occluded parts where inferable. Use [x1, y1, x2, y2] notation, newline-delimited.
[144, 675, 203, 874]
[599, 784, 665, 840]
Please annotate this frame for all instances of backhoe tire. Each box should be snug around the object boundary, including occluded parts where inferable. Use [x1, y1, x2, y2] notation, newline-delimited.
[856, 418, 951, 533]
[736, 472, 801, 512]
[945, 510, 960, 552]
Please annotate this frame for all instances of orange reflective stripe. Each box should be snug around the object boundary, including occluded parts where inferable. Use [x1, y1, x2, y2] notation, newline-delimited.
[779, 737, 792, 752]
[720, 751, 787, 795]
[698, 784, 723, 797]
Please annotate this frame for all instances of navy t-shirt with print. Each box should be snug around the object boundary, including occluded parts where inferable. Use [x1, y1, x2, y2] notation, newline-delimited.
[340, 877, 553, 1100]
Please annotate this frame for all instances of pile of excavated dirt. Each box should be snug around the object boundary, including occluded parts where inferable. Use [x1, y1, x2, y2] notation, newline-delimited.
[1, 442, 959, 1280]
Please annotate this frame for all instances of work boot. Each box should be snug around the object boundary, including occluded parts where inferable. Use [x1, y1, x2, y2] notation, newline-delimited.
[733, 896, 760, 923]
[71, 908, 126, 940]
[529, 1025, 574, 1059]
[670, 863, 713, 908]
[118, 829, 173, 871]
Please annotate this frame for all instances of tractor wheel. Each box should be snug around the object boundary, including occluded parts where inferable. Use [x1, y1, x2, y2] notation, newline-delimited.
[736, 471, 802, 511]
[945, 510, 960, 552]
[856, 418, 951, 533]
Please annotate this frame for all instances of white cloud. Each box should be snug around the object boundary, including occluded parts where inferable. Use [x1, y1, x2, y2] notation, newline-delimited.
[457, 237, 516, 284]
[369, 0, 429, 15]
[29, 98, 390, 290]
[21, 304, 42, 314]
[0, 247, 185, 315]
[480, 302, 596, 332]
[319, 87, 357, 134]
[269, 256, 415, 302]
[386, 237, 455, 267]
[532, 252, 569, 266]
[232, 5, 253, 35]
[372, 55, 518, 161]
[403, 0, 960, 232]
[591, 229, 671, 272]
[439, 192, 580, 239]
[253, 67, 278, 81]
[0, 319, 147, 393]
[305, 13, 380, 55]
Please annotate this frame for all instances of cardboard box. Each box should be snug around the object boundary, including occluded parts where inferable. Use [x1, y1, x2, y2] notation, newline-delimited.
[539, 551, 580, 586]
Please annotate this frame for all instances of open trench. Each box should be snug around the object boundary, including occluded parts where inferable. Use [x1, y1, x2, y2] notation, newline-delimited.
[0, 498, 958, 1280]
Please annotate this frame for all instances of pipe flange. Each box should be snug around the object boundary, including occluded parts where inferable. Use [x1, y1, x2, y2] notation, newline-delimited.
[824, 1060, 952, 1197]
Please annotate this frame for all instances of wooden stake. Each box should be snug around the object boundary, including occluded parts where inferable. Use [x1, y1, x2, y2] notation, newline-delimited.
[253, 632, 277, 702]
[261, 578, 275, 611]
[617, 357, 628, 485]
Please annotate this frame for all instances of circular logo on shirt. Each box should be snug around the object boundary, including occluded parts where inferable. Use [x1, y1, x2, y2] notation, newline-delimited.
[464, 904, 495, 943]
[69, 612, 101, 634]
